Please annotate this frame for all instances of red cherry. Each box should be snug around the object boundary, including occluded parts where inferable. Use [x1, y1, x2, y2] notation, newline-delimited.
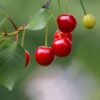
[52, 38, 72, 57]
[57, 14, 77, 32]
[35, 46, 54, 66]
[54, 30, 72, 41]
[25, 50, 30, 66]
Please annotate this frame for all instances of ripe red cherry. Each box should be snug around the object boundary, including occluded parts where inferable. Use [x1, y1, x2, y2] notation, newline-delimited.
[35, 46, 54, 66]
[25, 50, 30, 66]
[52, 37, 72, 57]
[57, 14, 77, 32]
[54, 30, 72, 41]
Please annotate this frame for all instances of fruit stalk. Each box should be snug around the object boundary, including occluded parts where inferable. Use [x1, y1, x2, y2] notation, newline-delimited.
[64, 0, 69, 13]
[47, 9, 58, 28]
[21, 30, 26, 47]
[79, 0, 86, 15]
[57, 0, 62, 13]
[45, 24, 48, 47]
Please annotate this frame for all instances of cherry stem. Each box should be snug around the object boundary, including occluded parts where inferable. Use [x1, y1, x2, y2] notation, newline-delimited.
[15, 32, 18, 43]
[45, 24, 48, 47]
[65, 0, 69, 13]
[8, 16, 18, 30]
[57, 0, 62, 13]
[47, 9, 58, 28]
[21, 29, 26, 47]
[79, 0, 87, 15]
[47, 9, 56, 20]
[58, 31, 61, 38]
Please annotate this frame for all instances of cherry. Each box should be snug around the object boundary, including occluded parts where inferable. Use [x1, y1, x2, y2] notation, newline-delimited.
[83, 14, 96, 29]
[25, 50, 30, 66]
[54, 30, 72, 41]
[57, 14, 77, 32]
[35, 46, 54, 66]
[52, 37, 72, 57]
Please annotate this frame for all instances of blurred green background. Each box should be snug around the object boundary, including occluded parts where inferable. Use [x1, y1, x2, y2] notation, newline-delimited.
[0, 0, 100, 100]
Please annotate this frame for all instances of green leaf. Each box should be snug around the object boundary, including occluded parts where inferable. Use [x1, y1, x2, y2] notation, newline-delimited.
[0, 38, 25, 90]
[25, 8, 52, 31]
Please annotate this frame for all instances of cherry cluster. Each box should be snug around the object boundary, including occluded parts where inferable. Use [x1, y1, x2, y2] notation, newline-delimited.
[2, 1, 96, 67]
[0, 0, 96, 68]
[33, 14, 77, 66]
[13, 12, 96, 67]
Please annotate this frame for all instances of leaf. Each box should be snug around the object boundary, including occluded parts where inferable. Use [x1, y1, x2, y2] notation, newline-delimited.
[0, 38, 25, 90]
[25, 8, 52, 31]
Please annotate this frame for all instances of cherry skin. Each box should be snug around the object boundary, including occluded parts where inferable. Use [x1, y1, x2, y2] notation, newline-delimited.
[57, 14, 77, 32]
[83, 14, 96, 29]
[54, 30, 72, 41]
[52, 37, 72, 57]
[25, 50, 30, 66]
[35, 46, 54, 66]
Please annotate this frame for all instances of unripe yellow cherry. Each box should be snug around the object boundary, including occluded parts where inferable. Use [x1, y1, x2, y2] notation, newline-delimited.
[83, 14, 96, 29]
